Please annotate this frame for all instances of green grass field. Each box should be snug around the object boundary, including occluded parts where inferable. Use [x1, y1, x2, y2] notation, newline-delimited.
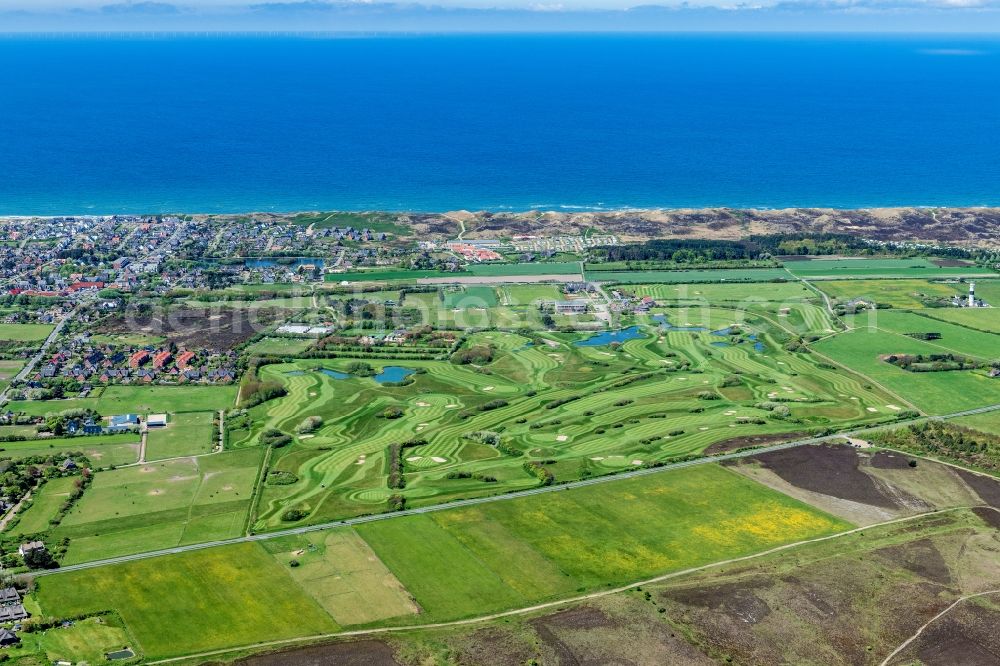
[34, 543, 338, 660]
[0, 434, 140, 467]
[0, 322, 55, 341]
[815, 278, 965, 308]
[245, 336, 316, 356]
[35, 463, 848, 660]
[851, 310, 1000, 358]
[6, 384, 238, 417]
[145, 411, 216, 460]
[919, 307, 1000, 333]
[785, 257, 995, 279]
[813, 328, 1000, 414]
[467, 261, 582, 277]
[54, 447, 262, 564]
[13, 476, 78, 535]
[586, 268, 792, 283]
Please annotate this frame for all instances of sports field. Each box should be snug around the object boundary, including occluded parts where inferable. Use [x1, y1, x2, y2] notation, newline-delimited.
[0, 434, 140, 467]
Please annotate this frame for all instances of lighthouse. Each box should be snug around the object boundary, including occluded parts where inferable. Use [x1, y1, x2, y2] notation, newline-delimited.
[969, 282, 976, 307]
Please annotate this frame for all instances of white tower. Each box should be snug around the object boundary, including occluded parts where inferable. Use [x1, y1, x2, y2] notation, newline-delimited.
[969, 282, 976, 307]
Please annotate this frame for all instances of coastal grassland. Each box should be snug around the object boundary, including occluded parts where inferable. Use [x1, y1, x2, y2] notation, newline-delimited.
[784, 257, 994, 279]
[12, 476, 79, 534]
[815, 278, 964, 308]
[245, 336, 315, 356]
[0, 322, 55, 341]
[356, 464, 850, 621]
[585, 268, 792, 284]
[244, 320, 901, 530]
[52, 447, 262, 564]
[0, 434, 140, 467]
[952, 409, 1000, 436]
[919, 306, 1000, 333]
[851, 309, 1000, 357]
[144, 411, 216, 460]
[5, 384, 238, 417]
[812, 329, 1000, 414]
[972, 280, 1000, 305]
[292, 210, 412, 235]
[34, 543, 339, 660]
[90, 332, 167, 346]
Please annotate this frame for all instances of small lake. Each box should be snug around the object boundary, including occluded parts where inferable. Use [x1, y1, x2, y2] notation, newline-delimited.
[319, 368, 351, 380]
[374, 366, 416, 383]
[575, 326, 645, 347]
[651, 314, 707, 332]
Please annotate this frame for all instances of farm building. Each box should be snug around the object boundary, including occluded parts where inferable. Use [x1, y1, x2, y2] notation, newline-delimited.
[552, 299, 589, 314]
[147, 414, 168, 428]
[0, 606, 27, 623]
[0, 588, 19, 606]
[17, 541, 44, 558]
[0, 628, 18, 646]
[109, 414, 141, 428]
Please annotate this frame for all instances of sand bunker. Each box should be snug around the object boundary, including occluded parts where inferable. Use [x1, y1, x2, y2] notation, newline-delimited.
[415, 401, 430, 407]
[886, 404, 901, 411]
[866, 407, 878, 412]
[590, 456, 604, 461]
[406, 456, 422, 462]
[483, 386, 494, 391]
[631, 460, 643, 465]
[431, 456, 447, 463]
[556, 435, 568, 442]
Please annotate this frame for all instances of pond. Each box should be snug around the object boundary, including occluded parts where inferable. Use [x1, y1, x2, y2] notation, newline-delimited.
[319, 368, 351, 380]
[106, 649, 135, 661]
[575, 326, 645, 347]
[374, 366, 416, 383]
[651, 314, 707, 332]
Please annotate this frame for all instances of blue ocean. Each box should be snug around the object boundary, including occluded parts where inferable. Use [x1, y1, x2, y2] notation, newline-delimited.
[1, 34, 999, 214]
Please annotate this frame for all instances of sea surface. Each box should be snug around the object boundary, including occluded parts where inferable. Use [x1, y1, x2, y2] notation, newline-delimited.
[2, 34, 1000, 215]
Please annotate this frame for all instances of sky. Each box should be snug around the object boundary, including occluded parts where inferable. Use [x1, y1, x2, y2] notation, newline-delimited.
[3, 0, 1000, 30]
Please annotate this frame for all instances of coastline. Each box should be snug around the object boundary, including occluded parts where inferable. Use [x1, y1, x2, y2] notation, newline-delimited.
[4, 206, 999, 246]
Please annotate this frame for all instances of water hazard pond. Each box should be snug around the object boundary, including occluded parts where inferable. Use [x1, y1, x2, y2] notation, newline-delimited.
[574, 326, 645, 346]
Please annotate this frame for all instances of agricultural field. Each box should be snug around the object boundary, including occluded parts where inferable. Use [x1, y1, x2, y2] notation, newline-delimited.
[467, 261, 581, 277]
[812, 329, 1000, 414]
[34, 462, 849, 659]
[144, 411, 217, 460]
[784, 257, 995, 279]
[815, 278, 966, 308]
[920, 306, 1000, 333]
[848, 309, 1000, 358]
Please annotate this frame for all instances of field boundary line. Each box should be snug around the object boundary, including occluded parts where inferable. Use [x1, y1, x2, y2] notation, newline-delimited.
[145, 505, 991, 666]
[879, 587, 1000, 666]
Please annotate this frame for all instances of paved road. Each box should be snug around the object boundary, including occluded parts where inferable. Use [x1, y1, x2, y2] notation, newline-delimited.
[27, 400, 1000, 578]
